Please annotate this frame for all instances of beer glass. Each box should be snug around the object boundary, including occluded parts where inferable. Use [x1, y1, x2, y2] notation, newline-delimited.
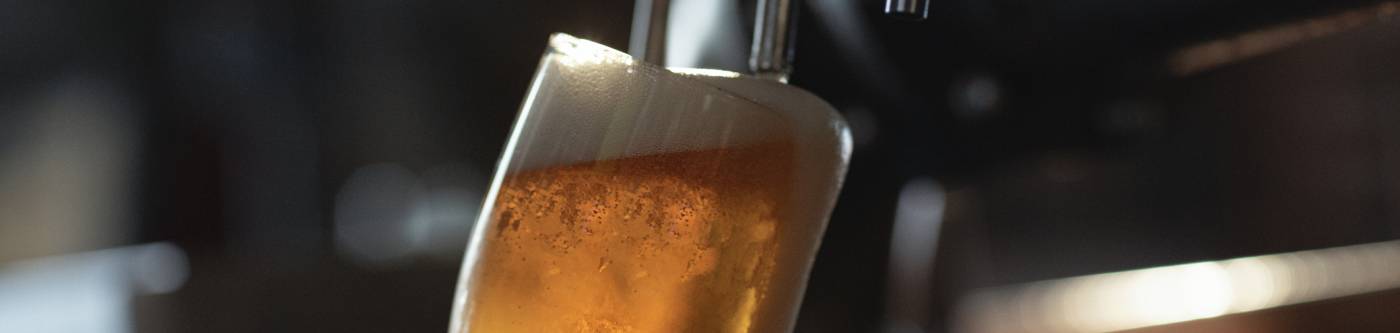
[450, 33, 851, 333]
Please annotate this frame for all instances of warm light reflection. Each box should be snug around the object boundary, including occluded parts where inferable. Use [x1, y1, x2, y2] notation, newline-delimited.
[1169, 1, 1400, 76]
[550, 33, 634, 68]
[882, 178, 945, 333]
[668, 67, 744, 78]
[954, 240, 1400, 333]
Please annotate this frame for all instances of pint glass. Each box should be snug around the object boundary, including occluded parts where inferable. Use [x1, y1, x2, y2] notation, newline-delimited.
[450, 34, 851, 333]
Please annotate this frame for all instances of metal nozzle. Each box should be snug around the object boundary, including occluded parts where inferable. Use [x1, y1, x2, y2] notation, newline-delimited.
[885, 0, 930, 20]
[750, 0, 797, 82]
[629, 0, 670, 65]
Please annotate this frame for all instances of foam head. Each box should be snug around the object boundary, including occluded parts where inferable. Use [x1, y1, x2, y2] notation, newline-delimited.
[506, 33, 848, 170]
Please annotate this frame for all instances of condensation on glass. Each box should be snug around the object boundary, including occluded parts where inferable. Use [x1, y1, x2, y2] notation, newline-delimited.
[450, 33, 851, 333]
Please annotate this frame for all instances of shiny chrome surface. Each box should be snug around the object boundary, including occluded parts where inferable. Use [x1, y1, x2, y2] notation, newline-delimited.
[750, 0, 797, 81]
[629, 0, 670, 64]
[884, 0, 929, 20]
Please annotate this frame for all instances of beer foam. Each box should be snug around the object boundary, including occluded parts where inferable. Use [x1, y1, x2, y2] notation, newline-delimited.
[506, 34, 848, 170]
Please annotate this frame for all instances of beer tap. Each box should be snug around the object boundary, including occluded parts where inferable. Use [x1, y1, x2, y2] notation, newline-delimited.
[627, 0, 669, 64]
[630, 0, 925, 83]
[750, 0, 797, 82]
[884, 0, 930, 20]
[629, 0, 800, 82]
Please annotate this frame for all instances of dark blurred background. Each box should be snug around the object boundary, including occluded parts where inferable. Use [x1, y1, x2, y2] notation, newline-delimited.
[4, 0, 1400, 332]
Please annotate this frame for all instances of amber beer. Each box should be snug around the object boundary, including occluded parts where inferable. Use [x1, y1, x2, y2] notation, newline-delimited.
[467, 141, 798, 332]
[452, 34, 849, 333]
